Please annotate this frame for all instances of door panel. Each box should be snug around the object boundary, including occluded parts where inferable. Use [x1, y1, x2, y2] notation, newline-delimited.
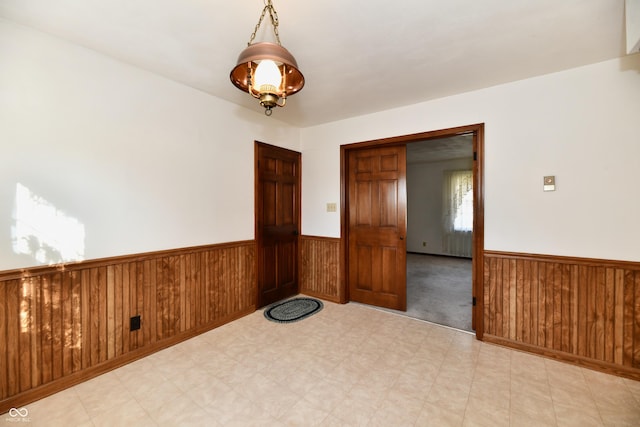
[256, 142, 300, 308]
[348, 145, 407, 311]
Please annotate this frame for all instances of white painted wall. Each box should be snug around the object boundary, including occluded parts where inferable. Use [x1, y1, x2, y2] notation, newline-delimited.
[301, 54, 640, 262]
[0, 19, 300, 271]
[407, 157, 473, 255]
[3, 18, 640, 270]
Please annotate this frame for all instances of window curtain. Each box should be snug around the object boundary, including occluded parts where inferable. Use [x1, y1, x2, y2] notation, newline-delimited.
[442, 170, 473, 257]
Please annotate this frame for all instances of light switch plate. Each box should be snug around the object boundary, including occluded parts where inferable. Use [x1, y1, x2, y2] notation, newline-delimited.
[543, 176, 556, 192]
[326, 202, 337, 212]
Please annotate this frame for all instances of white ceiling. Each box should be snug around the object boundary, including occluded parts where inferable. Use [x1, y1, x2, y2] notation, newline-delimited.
[407, 135, 473, 164]
[0, 0, 627, 127]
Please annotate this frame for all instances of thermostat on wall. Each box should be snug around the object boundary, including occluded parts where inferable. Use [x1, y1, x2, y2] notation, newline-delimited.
[543, 176, 556, 192]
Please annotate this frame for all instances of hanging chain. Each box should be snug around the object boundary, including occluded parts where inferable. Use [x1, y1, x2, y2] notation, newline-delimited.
[247, 0, 282, 46]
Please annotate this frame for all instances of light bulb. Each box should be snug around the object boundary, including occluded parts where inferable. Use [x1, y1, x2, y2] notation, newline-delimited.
[253, 60, 282, 93]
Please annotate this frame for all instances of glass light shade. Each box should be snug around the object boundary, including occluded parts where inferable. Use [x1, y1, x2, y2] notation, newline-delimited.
[253, 60, 282, 93]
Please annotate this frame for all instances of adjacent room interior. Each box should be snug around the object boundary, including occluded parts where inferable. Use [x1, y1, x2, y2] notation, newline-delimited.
[381, 136, 475, 332]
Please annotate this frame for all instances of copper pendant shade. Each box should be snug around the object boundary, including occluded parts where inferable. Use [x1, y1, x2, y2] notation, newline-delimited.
[230, 42, 304, 96]
[229, 1, 304, 116]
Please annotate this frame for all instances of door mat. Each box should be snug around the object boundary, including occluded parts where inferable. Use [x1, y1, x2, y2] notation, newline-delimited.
[264, 297, 323, 323]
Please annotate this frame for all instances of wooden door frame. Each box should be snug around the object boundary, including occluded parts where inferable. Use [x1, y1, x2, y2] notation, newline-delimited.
[340, 123, 485, 340]
[254, 141, 302, 308]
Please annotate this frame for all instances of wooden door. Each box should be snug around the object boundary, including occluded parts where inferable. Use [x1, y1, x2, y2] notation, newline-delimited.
[255, 142, 301, 308]
[348, 145, 407, 311]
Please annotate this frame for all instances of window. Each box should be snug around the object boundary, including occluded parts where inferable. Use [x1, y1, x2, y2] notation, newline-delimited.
[443, 170, 473, 232]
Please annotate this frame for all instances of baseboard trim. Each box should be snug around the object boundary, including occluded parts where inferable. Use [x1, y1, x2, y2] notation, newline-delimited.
[483, 333, 640, 381]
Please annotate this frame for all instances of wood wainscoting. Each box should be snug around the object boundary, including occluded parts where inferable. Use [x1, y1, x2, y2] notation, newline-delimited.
[300, 236, 342, 303]
[0, 241, 256, 413]
[483, 251, 640, 380]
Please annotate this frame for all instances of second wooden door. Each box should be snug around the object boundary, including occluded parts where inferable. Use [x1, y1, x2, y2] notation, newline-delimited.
[348, 145, 407, 311]
[255, 142, 300, 308]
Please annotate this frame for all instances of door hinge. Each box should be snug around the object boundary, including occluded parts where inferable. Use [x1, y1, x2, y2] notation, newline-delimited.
[472, 297, 477, 306]
[473, 152, 477, 161]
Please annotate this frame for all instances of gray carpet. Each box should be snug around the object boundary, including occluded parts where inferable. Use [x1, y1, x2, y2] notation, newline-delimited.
[384, 253, 473, 332]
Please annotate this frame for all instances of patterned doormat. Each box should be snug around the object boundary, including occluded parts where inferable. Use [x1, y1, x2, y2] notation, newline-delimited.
[264, 297, 323, 323]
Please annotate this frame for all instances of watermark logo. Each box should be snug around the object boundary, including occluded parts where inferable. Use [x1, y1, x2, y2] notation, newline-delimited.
[6, 407, 30, 423]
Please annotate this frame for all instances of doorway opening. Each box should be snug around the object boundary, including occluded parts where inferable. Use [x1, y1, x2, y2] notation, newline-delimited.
[340, 124, 484, 339]
[382, 135, 474, 331]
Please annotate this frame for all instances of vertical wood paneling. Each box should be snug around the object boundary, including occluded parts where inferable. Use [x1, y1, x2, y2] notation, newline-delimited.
[106, 266, 115, 361]
[6, 280, 19, 397]
[614, 269, 625, 365]
[32, 276, 42, 386]
[623, 271, 634, 367]
[634, 272, 640, 368]
[604, 268, 615, 363]
[496, 258, 503, 338]
[570, 265, 579, 355]
[561, 264, 571, 353]
[41, 275, 52, 384]
[508, 259, 516, 341]
[577, 265, 587, 357]
[127, 262, 137, 352]
[98, 267, 107, 364]
[516, 259, 524, 342]
[114, 264, 123, 359]
[531, 261, 539, 347]
[51, 273, 63, 381]
[80, 270, 90, 369]
[62, 272, 72, 377]
[300, 236, 340, 302]
[19, 279, 31, 392]
[0, 281, 6, 399]
[70, 271, 82, 373]
[0, 241, 256, 413]
[483, 252, 640, 379]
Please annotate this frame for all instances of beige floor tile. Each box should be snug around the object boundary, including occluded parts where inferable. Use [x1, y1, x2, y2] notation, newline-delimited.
[277, 398, 330, 426]
[512, 375, 552, 402]
[73, 371, 136, 419]
[425, 380, 471, 413]
[148, 392, 217, 426]
[167, 365, 218, 393]
[549, 381, 598, 410]
[415, 401, 464, 426]
[468, 380, 510, 410]
[330, 393, 377, 426]
[369, 404, 421, 427]
[134, 377, 185, 414]
[280, 369, 324, 396]
[381, 384, 426, 420]
[202, 389, 273, 426]
[187, 376, 235, 409]
[623, 378, 640, 403]
[5, 301, 639, 427]
[597, 405, 640, 427]
[510, 409, 556, 427]
[302, 377, 350, 413]
[119, 368, 170, 398]
[318, 413, 354, 426]
[90, 399, 156, 427]
[463, 395, 510, 427]
[553, 401, 604, 427]
[253, 386, 301, 420]
[510, 392, 556, 426]
[3, 388, 90, 427]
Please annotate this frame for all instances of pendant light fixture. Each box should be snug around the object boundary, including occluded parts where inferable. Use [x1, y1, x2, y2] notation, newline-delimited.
[229, 0, 304, 116]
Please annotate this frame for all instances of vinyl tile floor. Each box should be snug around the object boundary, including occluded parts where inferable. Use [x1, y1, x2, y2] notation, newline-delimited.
[2, 301, 639, 427]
